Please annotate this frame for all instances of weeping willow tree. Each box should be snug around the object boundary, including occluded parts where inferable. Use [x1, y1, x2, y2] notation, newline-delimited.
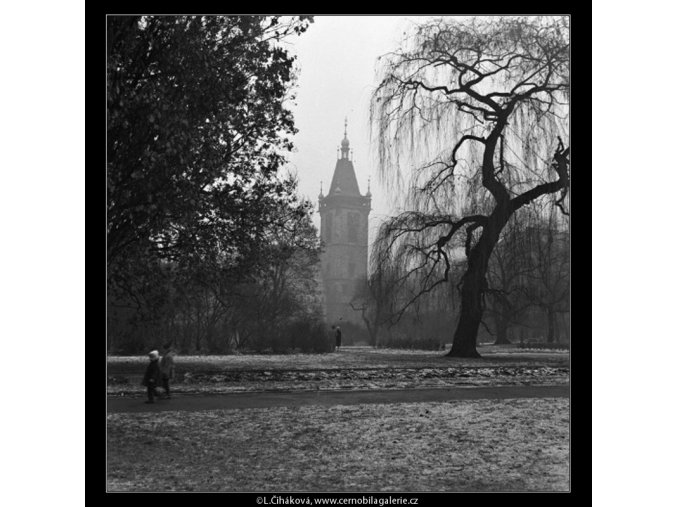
[370, 16, 570, 357]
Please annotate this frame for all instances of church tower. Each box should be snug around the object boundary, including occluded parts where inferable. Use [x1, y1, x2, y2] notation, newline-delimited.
[318, 119, 371, 326]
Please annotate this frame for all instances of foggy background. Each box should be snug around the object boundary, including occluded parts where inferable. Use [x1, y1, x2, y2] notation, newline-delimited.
[285, 15, 437, 240]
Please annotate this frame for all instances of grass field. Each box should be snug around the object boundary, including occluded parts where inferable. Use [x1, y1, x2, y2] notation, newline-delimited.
[107, 346, 570, 492]
[107, 397, 569, 492]
[107, 345, 570, 374]
[107, 346, 569, 396]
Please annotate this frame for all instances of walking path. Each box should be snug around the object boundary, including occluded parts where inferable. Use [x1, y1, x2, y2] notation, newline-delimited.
[107, 384, 569, 413]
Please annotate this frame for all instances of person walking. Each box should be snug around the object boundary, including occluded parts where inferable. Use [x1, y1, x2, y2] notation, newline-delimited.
[334, 325, 342, 352]
[159, 343, 176, 399]
[141, 350, 162, 404]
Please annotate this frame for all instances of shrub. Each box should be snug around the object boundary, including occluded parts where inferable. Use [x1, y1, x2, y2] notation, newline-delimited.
[245, 317, 334, 354]
[279, 319, 334, 353]
[376, 330, 445, 351]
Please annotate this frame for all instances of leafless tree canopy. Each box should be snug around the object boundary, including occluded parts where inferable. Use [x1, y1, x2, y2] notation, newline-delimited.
[369, 16, 569, 355]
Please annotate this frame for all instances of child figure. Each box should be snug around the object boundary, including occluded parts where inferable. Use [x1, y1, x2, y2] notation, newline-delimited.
[141, 350, 161, 404]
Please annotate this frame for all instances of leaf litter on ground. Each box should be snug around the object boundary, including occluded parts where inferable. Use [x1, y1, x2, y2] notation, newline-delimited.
[107, 397, 569, 493]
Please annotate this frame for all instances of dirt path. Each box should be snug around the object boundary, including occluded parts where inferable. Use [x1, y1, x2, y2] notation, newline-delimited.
[107, 384, 569, 413]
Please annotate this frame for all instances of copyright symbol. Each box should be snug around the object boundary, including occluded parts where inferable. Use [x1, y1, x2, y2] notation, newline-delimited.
[257, 497, 263, 504]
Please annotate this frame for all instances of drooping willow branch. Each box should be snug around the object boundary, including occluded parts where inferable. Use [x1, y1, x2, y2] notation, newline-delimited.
[369, 16, 570, 332]
[372, 213, 488, 323]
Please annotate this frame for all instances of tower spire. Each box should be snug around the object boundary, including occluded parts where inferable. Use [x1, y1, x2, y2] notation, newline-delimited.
[340, 117, 350, 159]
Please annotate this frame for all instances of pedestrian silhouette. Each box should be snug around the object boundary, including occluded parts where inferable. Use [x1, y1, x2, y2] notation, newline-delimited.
[141, 350, 161, 404]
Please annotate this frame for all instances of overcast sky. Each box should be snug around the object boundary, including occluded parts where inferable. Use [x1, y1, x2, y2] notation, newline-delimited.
[285, 15, 437, 240]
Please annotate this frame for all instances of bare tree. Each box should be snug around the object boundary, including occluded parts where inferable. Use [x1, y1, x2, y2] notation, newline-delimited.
[349, 266, 402, 347]
[371, 16, 570, 357]
[484, 213, 534, 345]
[519, 202, 570, 343]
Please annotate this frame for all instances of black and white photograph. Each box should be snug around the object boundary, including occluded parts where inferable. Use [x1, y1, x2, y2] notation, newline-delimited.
[105, 14, 573, 494]
[19, 2, 677, 504]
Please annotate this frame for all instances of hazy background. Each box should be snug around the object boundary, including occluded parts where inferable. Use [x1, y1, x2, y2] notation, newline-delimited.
[285, 15, 437, 242]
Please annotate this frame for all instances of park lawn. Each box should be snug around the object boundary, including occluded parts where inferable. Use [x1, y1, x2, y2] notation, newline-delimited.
[107, 397, 569, 492]
[108, 346, 570, 396]
[107, 345, 570, 375]
[107, 367, 570, 396]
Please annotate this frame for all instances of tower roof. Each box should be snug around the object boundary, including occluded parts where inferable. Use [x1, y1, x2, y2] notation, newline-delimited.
[328, 158, 361, 196]
[329, 118, 362, 197]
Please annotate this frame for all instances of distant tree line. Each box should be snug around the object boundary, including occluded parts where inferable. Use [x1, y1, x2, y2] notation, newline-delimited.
[107, 15, 332, 354]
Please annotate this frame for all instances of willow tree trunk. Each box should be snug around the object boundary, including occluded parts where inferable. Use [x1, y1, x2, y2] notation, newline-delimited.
[448, 271, 484, 358]
[448, 214, 507, 358]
